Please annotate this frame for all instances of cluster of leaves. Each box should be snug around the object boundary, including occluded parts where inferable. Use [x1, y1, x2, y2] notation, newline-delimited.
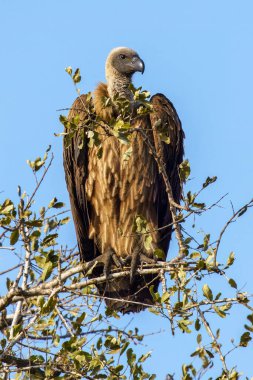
[133, 215, 165, 260]
[57, 67, 160, 163]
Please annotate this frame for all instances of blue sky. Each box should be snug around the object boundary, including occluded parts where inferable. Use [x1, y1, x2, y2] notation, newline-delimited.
[1, 0, 253, 378]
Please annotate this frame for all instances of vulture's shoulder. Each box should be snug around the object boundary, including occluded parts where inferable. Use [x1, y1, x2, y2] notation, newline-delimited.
[93, 82, 114, 122]
[151, 93, 184, 133]
[150, 92, 185, 145]
[150, 93, 185, 204]
[68, 94, 89, 121]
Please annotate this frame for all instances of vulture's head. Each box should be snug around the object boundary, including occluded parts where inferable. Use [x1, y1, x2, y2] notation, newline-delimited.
[106, 47, 145, 81]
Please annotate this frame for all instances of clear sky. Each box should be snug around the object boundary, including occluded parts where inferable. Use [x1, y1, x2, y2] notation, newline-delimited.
[1, 0, 253, 378]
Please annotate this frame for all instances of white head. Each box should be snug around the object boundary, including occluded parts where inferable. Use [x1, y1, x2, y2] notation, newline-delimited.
[105, 47, 145, 82]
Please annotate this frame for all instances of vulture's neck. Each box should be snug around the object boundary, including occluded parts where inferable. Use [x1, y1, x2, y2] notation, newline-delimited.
[93, 71, 133, 122]
[107, 70, 133, 101]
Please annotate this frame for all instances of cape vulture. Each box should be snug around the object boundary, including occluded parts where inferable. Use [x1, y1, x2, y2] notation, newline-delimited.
[63, 47, 184, 313]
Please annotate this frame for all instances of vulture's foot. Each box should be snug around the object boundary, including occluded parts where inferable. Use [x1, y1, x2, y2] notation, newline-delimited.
[129, 251, 157, 284]
[103, 248, 123, 278]
[86, 249, 123, 277]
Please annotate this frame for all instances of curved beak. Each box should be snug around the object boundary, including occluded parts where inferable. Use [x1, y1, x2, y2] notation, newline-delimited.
[132, 57, 145, 74]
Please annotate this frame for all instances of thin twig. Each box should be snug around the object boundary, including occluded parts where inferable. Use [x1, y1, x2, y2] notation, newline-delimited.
[10, 222, 32, 339]
[0, 264, 22, 276]
[190, 295, 228, 374]
[160, 270, 175, 334]
[55, 305, 75, 337]
[24, 154, 54, 212]
[214, 198, 253, 265]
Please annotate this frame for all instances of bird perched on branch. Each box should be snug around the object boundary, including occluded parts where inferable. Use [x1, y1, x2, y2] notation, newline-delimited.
[63, 47, 184, 313]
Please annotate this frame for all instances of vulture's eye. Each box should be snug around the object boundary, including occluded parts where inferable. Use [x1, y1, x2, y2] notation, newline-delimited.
[119, 54, 126, 60]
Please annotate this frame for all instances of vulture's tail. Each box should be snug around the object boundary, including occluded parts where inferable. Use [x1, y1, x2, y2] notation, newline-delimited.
[96, 275, 159, 314]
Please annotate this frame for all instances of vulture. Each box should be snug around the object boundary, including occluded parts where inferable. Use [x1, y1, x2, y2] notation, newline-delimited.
[63, 47, 184, 313]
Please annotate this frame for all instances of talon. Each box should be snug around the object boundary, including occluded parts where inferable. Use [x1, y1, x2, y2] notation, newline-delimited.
[103, 248, 122, 278]
[123, 255, 132, 265]
[139, 254, 157, 264]
[103, 250, 112, 278]
[112, 253, 123, 268]
[86, 248, 122, 278]
[130, 251, 157, 283]
[130, 249, 139, 284]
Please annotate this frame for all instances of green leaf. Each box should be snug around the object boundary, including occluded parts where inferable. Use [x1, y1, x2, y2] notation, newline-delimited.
[65, 66, 72, 76]
[10, 229, 19, 245]
[25, 220, 43, 227]
[41, 261, 53, 281]
[135, 216, 145, 232]
[228, 278, 237, 289]
[122, 146, 133, 161]
[239, 332, 252, 347]
[202, 176, 217, 188]
[149, 285, 160, 303]
[205, 349, 214, 359]
[41, 297, 57, 314]
[0, 201, 14, 215]
[177, 319, 192, 333]
[238, 206, 247, 217]
[190, 252, 201, 259]
[244, 324, 253, 333]
[192, 202, 205, 209]
[179, 159, 191, 182]
[247, 314, 253, 324]
[226, 251, 235, 267]
[144, 235, 152, 250]
[203, 234, 210, 251]
[154, 248, 165, 260]
[60, 217, 70, 225]
[138, 351, 152, 363]
[195, 318, 201, 331]
[12, 324, 22, 337]
[202, 284, 213, 301]
[41, 233, 58, 247]
[35, 255, 46, 268]
[59, 114, 68, 126]
[73, 68, 81, 84]
[30, 230, 41, 239]
[31, 238, 39, 251]
[127, 348, 136, 367]
[52, 202, 65, 209]
[213, 306, 226, 318]
[159, 133, 171, 144]
[48, 197, 57, 208]
[6, 277, 12, 290]
[161, 292, 170, 303]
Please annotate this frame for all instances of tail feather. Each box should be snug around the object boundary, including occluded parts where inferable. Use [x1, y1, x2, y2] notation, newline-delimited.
[96, 275, 159, 314]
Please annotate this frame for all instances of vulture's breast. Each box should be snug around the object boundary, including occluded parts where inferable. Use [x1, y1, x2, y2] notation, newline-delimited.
[85, 126, 159, 257]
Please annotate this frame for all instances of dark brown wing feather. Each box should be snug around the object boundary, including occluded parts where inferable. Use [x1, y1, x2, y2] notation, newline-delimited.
[63, 95, 98, 262]
[150, 93, 184, 253]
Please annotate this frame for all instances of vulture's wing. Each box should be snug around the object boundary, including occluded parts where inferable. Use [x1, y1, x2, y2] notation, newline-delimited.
[63, 95, 98, 262]
[150, 94, 184, 244]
